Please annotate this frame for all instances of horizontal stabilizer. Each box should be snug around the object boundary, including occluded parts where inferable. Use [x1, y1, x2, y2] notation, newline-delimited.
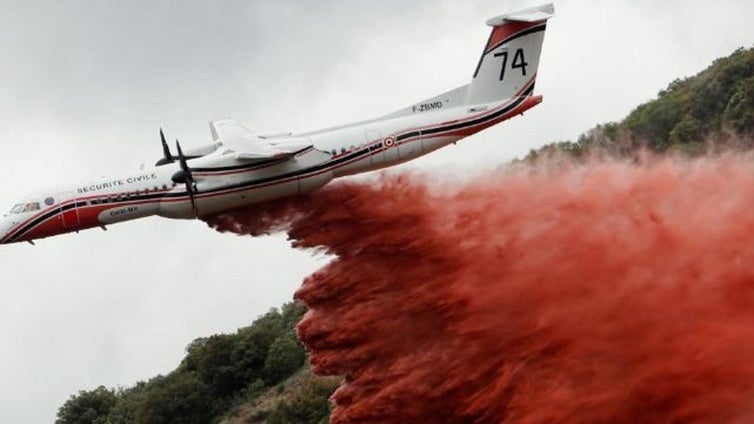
[486, 3, 554, 25]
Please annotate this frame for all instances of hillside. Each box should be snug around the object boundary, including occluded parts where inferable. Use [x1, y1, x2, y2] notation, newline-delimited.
[55, 46, 754, 424]
[55, 303, 337, 424]
[526, 46, 754, 160]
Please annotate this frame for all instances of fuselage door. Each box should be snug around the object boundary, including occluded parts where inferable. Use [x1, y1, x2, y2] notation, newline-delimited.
[58, 192, 81, 228]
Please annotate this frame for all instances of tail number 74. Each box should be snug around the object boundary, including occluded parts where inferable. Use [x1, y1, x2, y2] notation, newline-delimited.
[493, 48, 528, 81]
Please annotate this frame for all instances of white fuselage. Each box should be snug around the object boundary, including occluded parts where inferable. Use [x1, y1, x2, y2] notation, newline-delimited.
[0, 93, 541, 245]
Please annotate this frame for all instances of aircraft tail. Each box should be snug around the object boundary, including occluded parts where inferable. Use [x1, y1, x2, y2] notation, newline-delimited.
[384, 4, 553, 120]
[465, 3, 554, 106]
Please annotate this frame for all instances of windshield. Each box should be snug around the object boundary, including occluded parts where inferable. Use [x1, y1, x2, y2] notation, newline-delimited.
[9, 202, 40, 214]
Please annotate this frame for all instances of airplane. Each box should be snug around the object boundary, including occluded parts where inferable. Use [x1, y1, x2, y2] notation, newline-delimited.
[0, 3, 554, 245]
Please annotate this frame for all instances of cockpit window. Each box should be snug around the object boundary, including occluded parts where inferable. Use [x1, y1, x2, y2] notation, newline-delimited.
[9, 202, 40, 214]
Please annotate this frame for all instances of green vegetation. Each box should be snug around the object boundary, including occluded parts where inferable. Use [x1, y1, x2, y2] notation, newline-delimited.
[266, 377, 338, 424]
[55, 302, 337, 424]
[525, 46, 754, 160]
[222, 368, 340, 424]
[56, 386, 117, 424]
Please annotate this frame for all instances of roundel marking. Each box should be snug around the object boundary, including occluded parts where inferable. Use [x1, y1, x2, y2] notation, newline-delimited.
[44, 197, 55, 206]
[384, 137, 395, 147]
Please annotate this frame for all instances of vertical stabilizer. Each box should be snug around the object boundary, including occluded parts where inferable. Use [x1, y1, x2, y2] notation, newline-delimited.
[466, 3, 554, 105]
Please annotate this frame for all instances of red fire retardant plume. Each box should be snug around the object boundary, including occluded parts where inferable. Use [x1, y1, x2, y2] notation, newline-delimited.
[206, 156, 754, 423]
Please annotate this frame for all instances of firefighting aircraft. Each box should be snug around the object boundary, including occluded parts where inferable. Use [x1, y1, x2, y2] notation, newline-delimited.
[0, 3, 553, 245]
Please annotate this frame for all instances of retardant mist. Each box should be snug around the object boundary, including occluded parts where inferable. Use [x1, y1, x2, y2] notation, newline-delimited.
[207, 155, 754, 423]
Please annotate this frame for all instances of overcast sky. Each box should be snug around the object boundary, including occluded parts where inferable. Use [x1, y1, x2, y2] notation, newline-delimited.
[0, 1, 752, 422]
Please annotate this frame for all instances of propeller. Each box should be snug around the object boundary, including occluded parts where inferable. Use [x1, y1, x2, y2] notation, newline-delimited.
[171, 140, 199, 217]
[155, 128, 174, 166]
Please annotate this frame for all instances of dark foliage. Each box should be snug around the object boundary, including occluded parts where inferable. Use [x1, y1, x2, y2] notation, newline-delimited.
[525, 46, 754, 160]
[56, 302, 311, 424]
[56, 386, 117, 424]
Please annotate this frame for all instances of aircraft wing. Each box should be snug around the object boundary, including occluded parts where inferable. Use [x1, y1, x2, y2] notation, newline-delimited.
[209, 119, 311, 162]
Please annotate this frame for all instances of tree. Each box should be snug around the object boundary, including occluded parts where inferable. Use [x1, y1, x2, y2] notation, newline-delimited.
[133, 372, 217, 424]
[281, 301, 307, 330]
[57, 302, 314, 424]
[724, 76, 754, 133]
[56, 386, 117, 424]
[263, 331, 307, 384]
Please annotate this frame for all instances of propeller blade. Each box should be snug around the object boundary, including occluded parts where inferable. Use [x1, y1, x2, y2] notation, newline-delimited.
[176, 140, 189, 173]
[160, 129, 172, 159]
[155, 129, 174, 166]
[175, 140, 198, 217]
[186, 182, 198, 215]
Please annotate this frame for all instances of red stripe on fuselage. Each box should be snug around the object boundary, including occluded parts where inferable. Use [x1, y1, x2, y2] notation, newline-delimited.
[19, 204, 109, 241]
[7, 79, 542, 243]
[423, 95, 542, 140]
[395, 75, 536, 142]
